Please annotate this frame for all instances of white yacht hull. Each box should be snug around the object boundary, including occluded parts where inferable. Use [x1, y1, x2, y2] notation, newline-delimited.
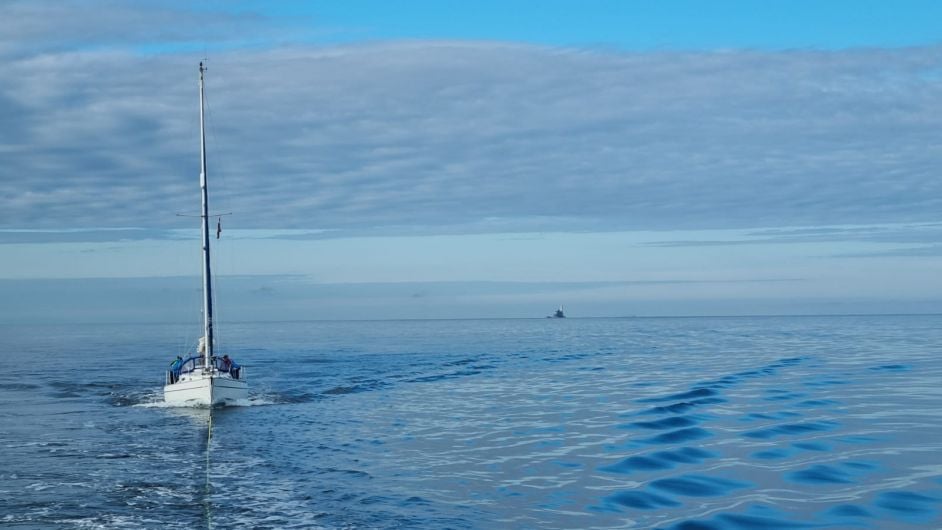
[164, 370, 247, 406]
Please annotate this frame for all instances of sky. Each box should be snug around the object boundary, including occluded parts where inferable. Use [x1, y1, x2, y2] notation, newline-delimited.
[1, 0, 941, 322]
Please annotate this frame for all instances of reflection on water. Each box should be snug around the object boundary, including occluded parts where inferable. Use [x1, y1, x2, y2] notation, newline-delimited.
[0, 315, 940, 528]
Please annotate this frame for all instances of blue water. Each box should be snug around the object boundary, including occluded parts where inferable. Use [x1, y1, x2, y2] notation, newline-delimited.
[1, 315, 941, 529]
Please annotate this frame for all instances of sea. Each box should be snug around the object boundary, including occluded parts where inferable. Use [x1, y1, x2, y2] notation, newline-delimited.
[1, 315, 940, 529]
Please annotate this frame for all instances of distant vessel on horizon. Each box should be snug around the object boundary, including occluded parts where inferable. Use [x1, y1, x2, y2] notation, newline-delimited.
[547, 305, 566, 318]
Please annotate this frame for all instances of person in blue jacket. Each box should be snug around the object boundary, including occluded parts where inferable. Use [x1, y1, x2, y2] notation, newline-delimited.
[224, 355, 241, 379]
[168, 356, 183, 383]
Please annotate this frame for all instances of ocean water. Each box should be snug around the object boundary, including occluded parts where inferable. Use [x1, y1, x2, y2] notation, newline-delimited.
[1, 315, 941, 529]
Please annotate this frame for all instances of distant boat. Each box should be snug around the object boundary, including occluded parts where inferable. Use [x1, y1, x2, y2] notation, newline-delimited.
[164, 63, 248, 406]
[547, 305, 566, 318]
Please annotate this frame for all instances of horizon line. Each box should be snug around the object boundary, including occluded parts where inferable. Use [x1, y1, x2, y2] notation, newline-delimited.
[4, 312, 939, 327]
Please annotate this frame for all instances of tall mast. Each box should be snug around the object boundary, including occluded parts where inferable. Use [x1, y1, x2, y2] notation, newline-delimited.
[199, 62, 215, 368]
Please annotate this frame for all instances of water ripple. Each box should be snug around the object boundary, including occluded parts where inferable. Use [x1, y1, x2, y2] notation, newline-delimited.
[2, 316, 941, 529]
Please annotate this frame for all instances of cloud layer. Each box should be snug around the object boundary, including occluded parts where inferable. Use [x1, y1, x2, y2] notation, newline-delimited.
[2, 3, 941, 236]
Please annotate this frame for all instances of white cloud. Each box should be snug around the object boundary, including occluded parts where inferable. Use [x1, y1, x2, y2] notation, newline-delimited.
[0, 1, 296, 57]
[1, 4, 941, 237]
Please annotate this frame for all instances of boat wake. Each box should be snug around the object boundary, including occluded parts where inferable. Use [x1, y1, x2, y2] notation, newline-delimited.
[133, 394, 276, 408]
[226, 396, 278, 407]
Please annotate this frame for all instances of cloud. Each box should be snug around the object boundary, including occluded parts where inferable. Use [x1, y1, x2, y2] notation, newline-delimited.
[0, 1, 303, 58]
[643, 223, 942, 247]
[2, 5, 941, 235]
[831, 243, 942, 258]
[0, 228, 187, 244]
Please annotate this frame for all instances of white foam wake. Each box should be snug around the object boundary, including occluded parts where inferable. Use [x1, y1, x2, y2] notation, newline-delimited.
[132, 395, 277, 408]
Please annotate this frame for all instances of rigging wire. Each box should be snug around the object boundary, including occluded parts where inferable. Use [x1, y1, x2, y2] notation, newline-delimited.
[201, 61, 239, 354]
[171, 61, 204, 361]
[203, 80, 224, 353]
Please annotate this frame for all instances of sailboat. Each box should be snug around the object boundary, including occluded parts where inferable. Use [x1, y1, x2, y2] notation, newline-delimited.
[164, 62, 248, 406]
